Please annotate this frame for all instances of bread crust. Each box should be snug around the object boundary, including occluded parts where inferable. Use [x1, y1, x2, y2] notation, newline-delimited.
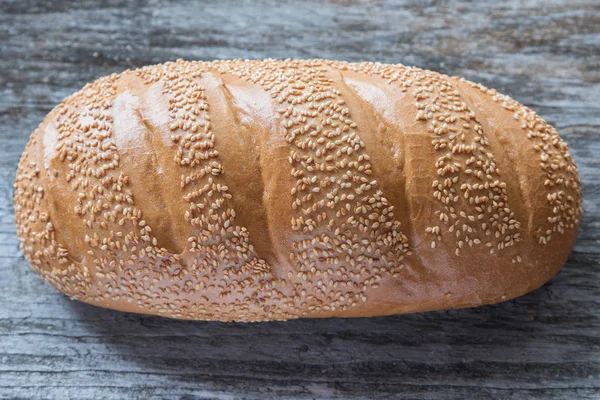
[14, 59, 582, 321]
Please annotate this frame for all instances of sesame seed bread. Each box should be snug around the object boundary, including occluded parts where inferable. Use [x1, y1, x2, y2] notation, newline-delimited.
[14, 59, 582, 322]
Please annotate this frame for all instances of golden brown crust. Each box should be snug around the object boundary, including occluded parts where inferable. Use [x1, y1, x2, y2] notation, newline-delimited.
[14, 59, 582, 321]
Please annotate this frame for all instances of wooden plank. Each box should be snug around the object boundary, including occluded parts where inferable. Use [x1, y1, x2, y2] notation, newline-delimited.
[0, 0, 599, 398]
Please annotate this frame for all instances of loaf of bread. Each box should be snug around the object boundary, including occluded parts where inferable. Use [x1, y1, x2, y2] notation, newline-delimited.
[14, 59, 582, 321]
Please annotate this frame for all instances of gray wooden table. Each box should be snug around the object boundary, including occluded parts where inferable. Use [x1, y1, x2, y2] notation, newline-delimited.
[1, 1, 599, 399]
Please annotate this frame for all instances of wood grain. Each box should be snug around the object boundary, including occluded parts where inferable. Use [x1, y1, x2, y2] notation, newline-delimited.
[1, 0, 599, 399]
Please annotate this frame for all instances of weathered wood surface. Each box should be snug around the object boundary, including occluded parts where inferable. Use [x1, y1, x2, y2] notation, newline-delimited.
[1, 0, 599, 399]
